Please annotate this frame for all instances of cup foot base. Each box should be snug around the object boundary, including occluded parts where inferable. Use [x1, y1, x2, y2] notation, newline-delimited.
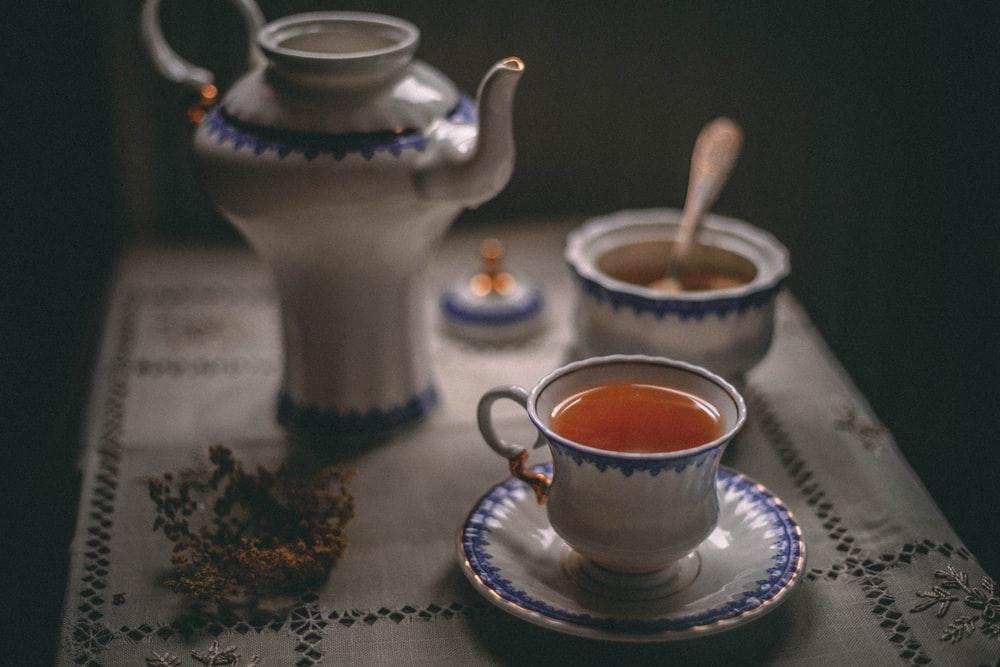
[561, 548, 702, 601]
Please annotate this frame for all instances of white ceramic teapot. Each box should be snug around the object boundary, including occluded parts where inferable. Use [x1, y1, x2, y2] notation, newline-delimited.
[141, 2, 524, 434]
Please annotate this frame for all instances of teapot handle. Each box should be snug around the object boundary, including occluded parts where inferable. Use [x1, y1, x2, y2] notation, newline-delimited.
[140, 0, 265, 121]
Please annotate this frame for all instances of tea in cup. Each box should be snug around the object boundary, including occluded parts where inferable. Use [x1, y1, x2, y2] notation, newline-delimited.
[477, 355, 746, 591]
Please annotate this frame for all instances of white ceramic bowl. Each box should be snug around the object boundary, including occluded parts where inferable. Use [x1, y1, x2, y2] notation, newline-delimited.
[565, 209, 790, 382]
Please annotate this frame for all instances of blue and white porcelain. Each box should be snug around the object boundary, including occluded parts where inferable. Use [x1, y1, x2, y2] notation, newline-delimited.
[440, 240, 546, 344]
[477, 355, 746, 574]
[459, 463, 805, 641]
[141, 2, 524, 432]
[565, 209, 791, 383]
[441, 279, 545, 344]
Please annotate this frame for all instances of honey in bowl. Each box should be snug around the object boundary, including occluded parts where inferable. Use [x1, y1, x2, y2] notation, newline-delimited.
[596, 240, 756, 293]
[646, 271, 747, 294]
[550, 382, 723, 453]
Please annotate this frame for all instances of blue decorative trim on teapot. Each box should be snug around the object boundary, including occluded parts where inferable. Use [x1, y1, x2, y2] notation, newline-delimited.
[462, 465, 802, 634]
[548, 436, 725, 476]
[569, 267, 784, 321]
[204, 95, 475, 161]
[447, 94, 476, 124]
[277, 386, 437, 433]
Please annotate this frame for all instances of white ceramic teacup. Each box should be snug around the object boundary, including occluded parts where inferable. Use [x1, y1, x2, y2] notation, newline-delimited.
[477, 355, 746, 591]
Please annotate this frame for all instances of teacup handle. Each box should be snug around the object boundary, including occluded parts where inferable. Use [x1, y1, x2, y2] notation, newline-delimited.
[140, 0, 265, 122]
[477, 386, 551, 505]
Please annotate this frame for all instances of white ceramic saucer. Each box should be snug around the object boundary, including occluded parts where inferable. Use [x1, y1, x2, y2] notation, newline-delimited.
[458, 464, 805, 642]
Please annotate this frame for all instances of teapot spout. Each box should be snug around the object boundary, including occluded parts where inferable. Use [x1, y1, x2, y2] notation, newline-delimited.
[415, 57, 524, 207]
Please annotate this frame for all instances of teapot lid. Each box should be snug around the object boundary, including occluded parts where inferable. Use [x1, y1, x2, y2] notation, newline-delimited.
[221, 12, 461, 135]
[440, 239, 546, 345]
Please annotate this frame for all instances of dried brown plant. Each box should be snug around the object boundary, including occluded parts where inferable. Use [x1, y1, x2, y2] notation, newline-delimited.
[148, 446, 355, 602]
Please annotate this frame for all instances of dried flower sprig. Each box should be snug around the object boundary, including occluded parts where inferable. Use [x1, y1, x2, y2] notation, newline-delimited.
[148, 446, 355, 602]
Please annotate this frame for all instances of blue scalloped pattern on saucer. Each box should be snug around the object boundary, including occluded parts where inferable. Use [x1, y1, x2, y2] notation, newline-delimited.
[440, 288, 544, 326]
[277, 386, 437, 433]
[548, 437, 724, 476]
[204, 95, 475, 161]
[462, 464, 802, 635]
[569, 267, 784, 320]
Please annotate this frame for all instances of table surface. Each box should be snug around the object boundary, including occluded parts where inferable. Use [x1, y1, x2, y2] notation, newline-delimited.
[58, 218, 999, 666]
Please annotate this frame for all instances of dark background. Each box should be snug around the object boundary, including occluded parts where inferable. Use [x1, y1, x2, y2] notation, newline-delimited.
[5, 2, 998, 662]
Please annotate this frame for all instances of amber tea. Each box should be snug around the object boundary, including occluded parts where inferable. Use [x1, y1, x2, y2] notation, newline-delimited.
[550, 381, 722, 453]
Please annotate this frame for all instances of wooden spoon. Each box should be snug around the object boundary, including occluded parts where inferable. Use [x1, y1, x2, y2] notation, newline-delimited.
[648, 118, 744, 292]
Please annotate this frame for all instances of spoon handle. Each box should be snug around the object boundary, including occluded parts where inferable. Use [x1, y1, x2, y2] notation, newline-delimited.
[674, 118, 744, 259]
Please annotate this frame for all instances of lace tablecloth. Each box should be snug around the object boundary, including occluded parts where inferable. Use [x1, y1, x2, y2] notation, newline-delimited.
[59, 219, 999, 665]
